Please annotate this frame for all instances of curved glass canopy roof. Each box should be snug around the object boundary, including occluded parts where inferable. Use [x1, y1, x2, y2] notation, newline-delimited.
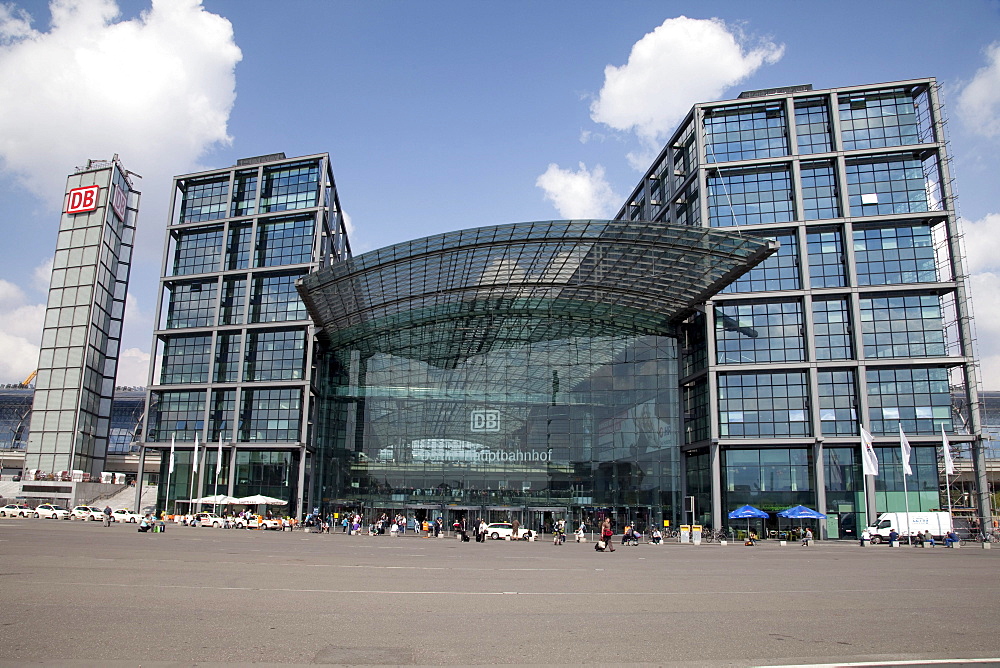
[298, 220, 776, 367]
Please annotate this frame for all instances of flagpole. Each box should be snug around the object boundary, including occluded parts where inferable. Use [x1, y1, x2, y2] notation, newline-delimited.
[165, 434, 174, 517]
[214, 433, 222, 514]
[943, 425, 955, 532]
[189, 434, 198, 516]
[902, 460, 912, 545]
[860, 425, 879, 535]
[900, 425, 913, 545]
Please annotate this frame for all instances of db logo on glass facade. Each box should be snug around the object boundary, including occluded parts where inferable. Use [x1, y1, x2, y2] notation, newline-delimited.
[471, 410, 500, 432]
[66, 185, 100, 214]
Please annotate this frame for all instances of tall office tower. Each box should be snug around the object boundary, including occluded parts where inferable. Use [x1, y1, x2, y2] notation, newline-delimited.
[24, 157, 140, 478]
[617, 79, 987, 535]
[141, 153, 349, 516]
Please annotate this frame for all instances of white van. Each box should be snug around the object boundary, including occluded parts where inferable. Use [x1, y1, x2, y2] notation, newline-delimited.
[868, 512, 951, 544]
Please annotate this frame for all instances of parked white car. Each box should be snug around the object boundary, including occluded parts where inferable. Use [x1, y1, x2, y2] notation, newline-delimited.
[71, 505, 105, 521]
[484, 522, 529, 540]
[111, 509, 142, 523]
[0, 503, 31, 517]
[34, 504, 71, 519]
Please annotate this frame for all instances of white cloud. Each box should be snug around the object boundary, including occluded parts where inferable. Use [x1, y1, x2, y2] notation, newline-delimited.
[960, 213, 1000, 274]
[590, 16, 784, 145]
[31, 255, 53, 293]
[0, 276, 44, 382]
[957, 42, 1000, 138]
[0, 0, 242, 383]
[115, 347, 151, 386]
[968, 271, 1000, 389]
[0, 0, 242, 203]
[535, 162, 620, 219]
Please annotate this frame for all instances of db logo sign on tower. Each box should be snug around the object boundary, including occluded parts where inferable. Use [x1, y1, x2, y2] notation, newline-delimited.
[65, 185, 100, 214]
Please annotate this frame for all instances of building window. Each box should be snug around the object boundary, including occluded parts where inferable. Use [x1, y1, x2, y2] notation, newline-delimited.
[172, 228, 223, 276]
[256, 215, 314, 267]
[214, 332, 241, 383]
[219, 278, 246, 326]
[866, 366, 953, 435]
[794, 97, 833, 154]
[812, 298, 853, 360]
[715, 300, 805, 364]
[260, 161, 320, 213]
[845, 154, 942, 216]
[800, 161, 840, 220]
[239, 388, 302, 442]
[824, 447, 858, 492]
[179, 176, 229, 223]
[226, 224, 252, 270]
[147, 390, 205, 441]
[230, 169, 258, 218]
[873, 445, 939, 494]
[160, 334, 212, 384]
[718, 371, 810, 437]
[210, 389, 236, 441]
[722, 230, 800, 293]
[683, 377, 709, 444]
[838, 87, 925, 150]
[674, 182, 700, 227]
[853, 223, 938, 285]
[249, 271, 308, 323]
[859, 294, 947, 359]
[244, 329, 306, 381]
[704, 102, 788, 163]
[723, 448, 812, 494]
[707, 165, 794, 227]
[806, 227, 846, 288]
[817, 369, 858, 436]
[165, 280, 218, 329]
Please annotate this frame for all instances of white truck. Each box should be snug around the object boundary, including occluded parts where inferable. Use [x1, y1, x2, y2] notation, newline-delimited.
[868, 511, 952, 544]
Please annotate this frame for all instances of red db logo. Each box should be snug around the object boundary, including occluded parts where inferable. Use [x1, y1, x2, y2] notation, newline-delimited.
[66, 185, 100, 214]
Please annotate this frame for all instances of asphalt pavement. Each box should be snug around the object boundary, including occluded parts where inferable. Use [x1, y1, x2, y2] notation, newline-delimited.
[0, 518, 998, 667]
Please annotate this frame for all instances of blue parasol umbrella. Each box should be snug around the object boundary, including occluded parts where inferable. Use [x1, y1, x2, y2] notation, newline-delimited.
[777, 505, 827, 541]
[728, 504, 769, 540]
[777, 505, 827, 519]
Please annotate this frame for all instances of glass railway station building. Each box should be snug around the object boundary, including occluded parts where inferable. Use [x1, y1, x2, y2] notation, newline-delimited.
[140, 78, 991, 538]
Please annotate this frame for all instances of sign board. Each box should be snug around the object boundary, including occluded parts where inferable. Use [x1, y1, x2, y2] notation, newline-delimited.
[691, 524, 703, 545]
[111, 183, 127, 221]
[471, 409, 500, 432]
[663, 519, 670, 527]
[679, 524, 690, 543]
[66, 185, 100, 214]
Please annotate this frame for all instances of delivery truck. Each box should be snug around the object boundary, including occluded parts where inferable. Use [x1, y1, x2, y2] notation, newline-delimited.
[868, 511, 952, 544]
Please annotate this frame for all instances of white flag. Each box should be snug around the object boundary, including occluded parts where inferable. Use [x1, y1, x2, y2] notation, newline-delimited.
[216, 434, 223, 475]
[942, 425, 955, 476]
[169, 435, 175, 474]
[860, 426, 879, 476]
[899, 425, 912, 476]
[193, 434, 199, 474]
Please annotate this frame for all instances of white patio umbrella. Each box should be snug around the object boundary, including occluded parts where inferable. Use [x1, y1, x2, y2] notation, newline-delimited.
[236, 494, 287, 505]
[198, 494, 240, 505]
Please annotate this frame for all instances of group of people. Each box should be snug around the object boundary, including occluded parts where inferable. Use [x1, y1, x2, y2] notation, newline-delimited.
[859, 528, 957, 546]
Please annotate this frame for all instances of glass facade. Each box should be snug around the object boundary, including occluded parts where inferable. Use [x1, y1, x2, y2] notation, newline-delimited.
[24, 159, 139, 477]
[145, 153, 349, 515]
[299, 219, 773, 528]
[139, 79, 984, 534]
[614, 79, 981, 535]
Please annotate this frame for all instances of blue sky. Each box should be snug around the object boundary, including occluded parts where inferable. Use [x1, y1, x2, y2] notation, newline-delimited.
[1, 0, 1000, 387]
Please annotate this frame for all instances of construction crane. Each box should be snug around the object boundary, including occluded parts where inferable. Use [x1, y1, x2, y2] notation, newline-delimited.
[22, 370, 36, 386]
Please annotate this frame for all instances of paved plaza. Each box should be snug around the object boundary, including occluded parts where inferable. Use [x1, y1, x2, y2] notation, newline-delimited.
[0, 518, 998, 667]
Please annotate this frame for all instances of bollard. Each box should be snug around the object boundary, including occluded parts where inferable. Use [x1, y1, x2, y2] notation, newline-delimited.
[779, 540, 787, 547]
[719, 540, 727, 546]
[983, 542, 991, 550]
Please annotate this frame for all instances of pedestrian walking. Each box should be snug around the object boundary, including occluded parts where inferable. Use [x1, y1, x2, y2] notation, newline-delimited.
[601, 517, 615, 552]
